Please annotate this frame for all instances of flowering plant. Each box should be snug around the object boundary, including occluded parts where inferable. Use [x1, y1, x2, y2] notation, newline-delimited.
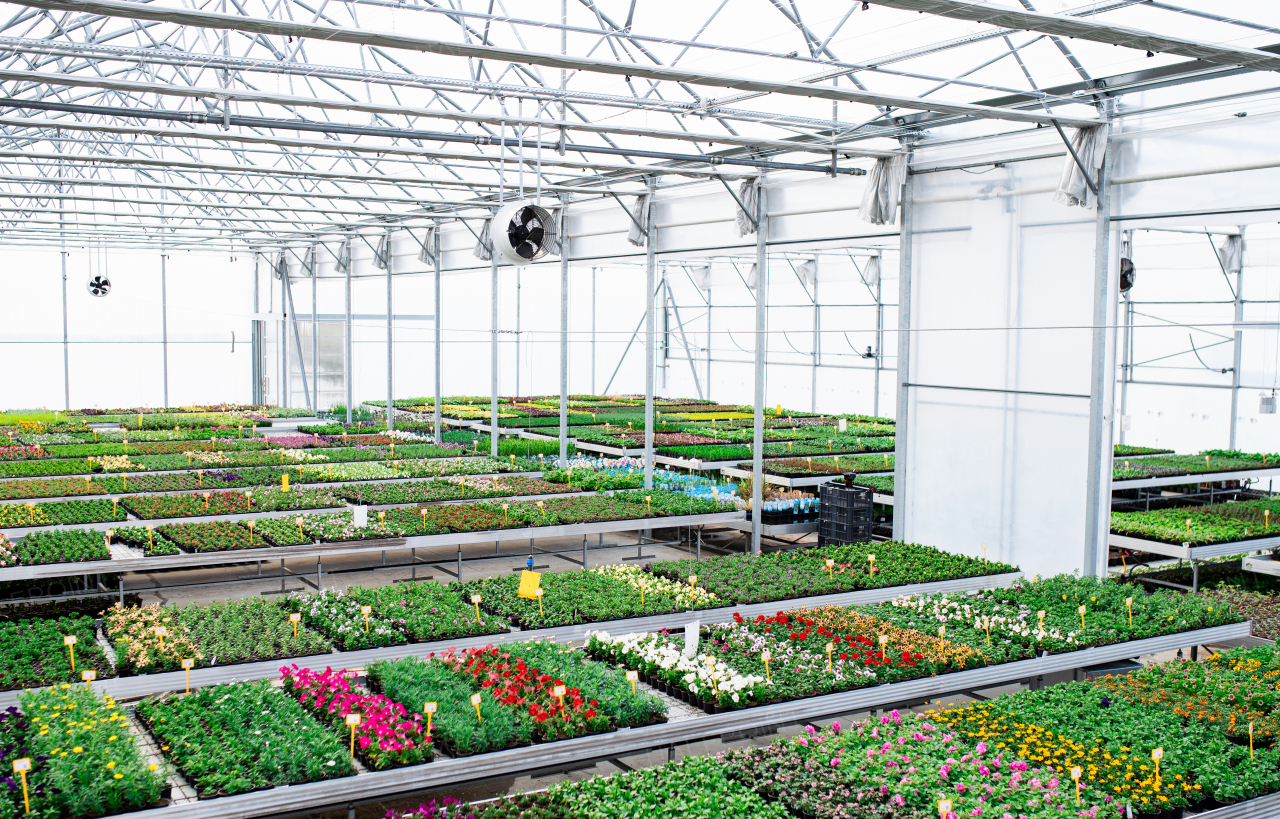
[280, 665, 431, 769]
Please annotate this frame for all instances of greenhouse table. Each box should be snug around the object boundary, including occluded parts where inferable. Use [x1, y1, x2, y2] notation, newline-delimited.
[720, 465, 891, 488]
[1112, 466, 1280, 490]
[0, 511, 749, 582]
[1242, 552, 1280, 577]
[1110, 533, 1280, 591]
[90, 620, 1249, 819]
[0, 568, 1025, 707]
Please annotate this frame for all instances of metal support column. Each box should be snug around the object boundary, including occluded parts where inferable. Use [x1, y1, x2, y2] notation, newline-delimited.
[750, 174, 768, 556]
[60, 224, 69, 411]
[892, 163, 915, 543]
[643, 179, 657, 490]
[160, 249, 169, 408]
[559, 198, 570, 466]
[386, 236, 394, 432]
[1229, 230, 1245, 450]
[490, 251, 500, 458]
[1118, 232, 1132, 447]
[433, 227, 443, 444]
[251, 253, 261, 405]
[310, 244, 318, 414]
[590, 267, 597, 395]
[1083, 128, 1116, 578]
[281, 269, 289, 409]
[515, 268, 522, 398]
[874, 266, 883, 419]
[810, 266, 819, 414]
[343, 239, 352, 424]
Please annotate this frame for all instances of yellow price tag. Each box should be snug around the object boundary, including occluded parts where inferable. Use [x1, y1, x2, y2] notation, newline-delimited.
[517, 570, 542, 599]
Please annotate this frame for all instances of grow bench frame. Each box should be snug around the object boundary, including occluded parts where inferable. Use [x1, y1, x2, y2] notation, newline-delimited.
[0, 510, 747, 603]
[1109, 533, 1280, 592]
[60, 618, 1244, 819]
[0, 569, 1025, 708]
[719, 465, 892, 489]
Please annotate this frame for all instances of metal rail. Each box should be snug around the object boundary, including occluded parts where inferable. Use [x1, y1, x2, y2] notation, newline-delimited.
[1112, 467, 1280, 490]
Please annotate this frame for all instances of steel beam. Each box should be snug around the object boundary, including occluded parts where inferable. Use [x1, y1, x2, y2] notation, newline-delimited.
[0, 0, 1103, 128]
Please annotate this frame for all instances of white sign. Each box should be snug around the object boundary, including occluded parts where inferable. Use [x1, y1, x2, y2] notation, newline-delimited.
[352, 505, 368, 527]
[682, 621, 701, 658]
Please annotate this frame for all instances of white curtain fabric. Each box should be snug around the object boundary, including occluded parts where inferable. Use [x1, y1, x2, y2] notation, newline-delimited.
[335, 239, 351, 274]
[274, 252, 287, 280]
[473, 218, 493, 261]
[373, 230, 391, 270]
[417, 226, 437, 265]
[861, 255, 881, 288]
[796, 259, 817, 288]
[1217, 233, 1245, 274]
[746, 263, 759, 293]
[1053, 124, 1109, 209]
[859, 154, 909, 225]
[690, 264, 712, 291]
[626, 194, 650, 247]
[735, 178, 760, 237]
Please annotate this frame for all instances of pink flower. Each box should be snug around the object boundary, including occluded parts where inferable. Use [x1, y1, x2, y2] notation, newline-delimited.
[830, 758, 840, 768]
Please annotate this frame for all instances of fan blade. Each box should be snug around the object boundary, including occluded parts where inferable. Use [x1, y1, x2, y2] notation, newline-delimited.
[516, 241, 538, 260]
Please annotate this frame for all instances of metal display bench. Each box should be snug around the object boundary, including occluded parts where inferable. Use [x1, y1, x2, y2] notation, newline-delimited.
[0, 511, 746, 602]
[1110, 533, 1280, 592]
[1242, 552, 1280, 577]
[88, 620, 1248, 819]
[719, 465, 892, 489]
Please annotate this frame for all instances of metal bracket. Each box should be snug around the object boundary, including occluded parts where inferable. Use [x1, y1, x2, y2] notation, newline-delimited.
[1050, 119, 1099, 198]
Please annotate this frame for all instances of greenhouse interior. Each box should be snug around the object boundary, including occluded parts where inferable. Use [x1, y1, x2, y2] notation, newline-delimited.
[2, 0, 1280, 817]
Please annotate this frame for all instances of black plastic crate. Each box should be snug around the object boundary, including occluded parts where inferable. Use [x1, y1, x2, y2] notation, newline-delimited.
[819, 482, 874, 546]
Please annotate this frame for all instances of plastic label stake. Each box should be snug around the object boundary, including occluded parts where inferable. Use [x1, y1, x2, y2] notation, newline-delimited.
[290, 612, 301, 639]
[64, 635, 77, 671]
[346, 713, 361, 758]
[13, 758, 30, 814]
[1078, 605, 1087, 632]
[762, 650, 771, 683]
[553, 685, 567, 708]
[535, 587, 544, 616]
[868, 554, 876, 577]
[424, 702, 437, 737]
[938, 799, 952, 819]
[471, 595, 482, 620]
[1126, 597, 1133, 628]
[181, 658, 194, 693]
[470, 693, 483, 722]
[1071, 766, 1082, 803]
[826, 642, 835, 671]
[81, 669, 96, 688]
[825, 558, 835, 580]
[361, 605, 372, 632]
[879, 634, 888, 661]
[625, 671, 638, 695]
[154, 625, 167, 648]
[1152, 748, 1163, 786]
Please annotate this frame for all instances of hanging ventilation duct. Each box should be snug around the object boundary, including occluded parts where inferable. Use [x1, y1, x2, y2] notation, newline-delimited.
[492, 201, 558, 265]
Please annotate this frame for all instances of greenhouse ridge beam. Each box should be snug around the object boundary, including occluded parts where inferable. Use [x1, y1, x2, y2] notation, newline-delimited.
[0, 67, 898, 159]
[0, 0, 1104, 128]
[866, 0, 1280, 73]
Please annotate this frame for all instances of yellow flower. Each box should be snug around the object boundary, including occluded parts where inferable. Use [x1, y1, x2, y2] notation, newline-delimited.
[149, 764, 159, 771]
[113, 774, 123, 780]
[108, 735, 118, 741]
[72, 746, 83, 753]
[106, 762, 116, 769]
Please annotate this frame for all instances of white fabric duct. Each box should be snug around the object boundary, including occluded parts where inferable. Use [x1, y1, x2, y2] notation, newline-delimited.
[473, 218, 493, 261]
[797, 259, 817, 288]
[418, 226, 437, 265]
[861, 255, 881, 287]
[1053, 124, 1108, 209]
[1217, 233, 1244, 273]
[746, 263, 759, 293]
[860, 155, 909, 225]
[373, 230, 391, 270]
[690, 264, 712, 291]
[626, 194, 650, 247]
[549, 207, 564, 251]
[735, 179, 759, 237]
